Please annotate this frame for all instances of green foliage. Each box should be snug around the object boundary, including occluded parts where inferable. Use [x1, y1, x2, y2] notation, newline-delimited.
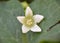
[0, 0, 60, 43]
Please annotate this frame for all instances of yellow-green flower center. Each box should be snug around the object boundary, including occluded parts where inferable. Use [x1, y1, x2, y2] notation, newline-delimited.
[26, 19, 33, 25]
[23, 15, 34, 27]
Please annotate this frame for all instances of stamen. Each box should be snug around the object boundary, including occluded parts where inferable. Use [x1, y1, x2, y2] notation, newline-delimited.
[26, 19, 33, 26]
[23, 15, 34, 27]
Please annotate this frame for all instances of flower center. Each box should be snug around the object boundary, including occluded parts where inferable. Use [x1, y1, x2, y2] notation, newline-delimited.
[26, 19, 33, 26]
[23, 16, 34, 27]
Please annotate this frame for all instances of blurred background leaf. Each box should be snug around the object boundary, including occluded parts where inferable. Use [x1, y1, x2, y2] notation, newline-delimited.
[0, 0, 60, 43]
[29, 0, 60, 43]
[0, 0, 24, 43]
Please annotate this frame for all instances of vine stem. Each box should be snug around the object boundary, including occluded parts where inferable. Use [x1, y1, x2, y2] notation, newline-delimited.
[22, 34, 28, 43]
[21, 1, 29, 9]
[21, 2, 31, 43]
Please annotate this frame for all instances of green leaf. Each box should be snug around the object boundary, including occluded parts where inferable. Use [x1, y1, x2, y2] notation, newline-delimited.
[0, 0, 60, 43]
[29, 0, 60, 43]
[0, 0, 24, 43]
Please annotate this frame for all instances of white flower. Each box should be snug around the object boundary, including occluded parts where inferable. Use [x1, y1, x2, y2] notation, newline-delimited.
[17, 7, 44, 33]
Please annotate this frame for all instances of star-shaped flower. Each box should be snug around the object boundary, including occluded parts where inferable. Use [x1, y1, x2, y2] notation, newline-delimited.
[17, 7, 44, 33]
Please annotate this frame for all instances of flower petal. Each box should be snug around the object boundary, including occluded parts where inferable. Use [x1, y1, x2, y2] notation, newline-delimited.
[22, 25, 30, 33]
[17, 16, 25, 24]
[33, 14, 44, 23]
[31, 25, 41, 32]
[25, 6, 33, 16]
